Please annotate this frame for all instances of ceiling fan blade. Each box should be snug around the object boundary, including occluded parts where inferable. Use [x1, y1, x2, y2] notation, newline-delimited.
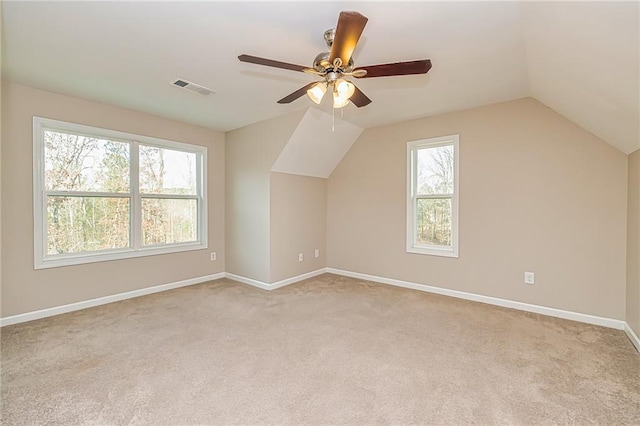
[277, 82, 318, 104]
[329, 11, 368, 66]
[354, 59, 432, 78]
[303, 68, 325, 76]
[350, 84, 372, 108]
[238, 54, 307, 73]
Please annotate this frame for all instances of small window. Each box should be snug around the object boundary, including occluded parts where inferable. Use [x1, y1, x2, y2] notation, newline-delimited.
[407, 135, 459, 257]
[33, 117, 208, 269]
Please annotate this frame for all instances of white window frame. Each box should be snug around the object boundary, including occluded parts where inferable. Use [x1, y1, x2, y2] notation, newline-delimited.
[406, 134, 459, 258]
[33, 116, 208, 269]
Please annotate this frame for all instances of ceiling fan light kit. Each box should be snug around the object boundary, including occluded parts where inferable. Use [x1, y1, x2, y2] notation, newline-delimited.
[307, 82, 327, 104]
[333, 92, 350, 109]
[333, 78, 355, 108]
[238, 11, 432, 109]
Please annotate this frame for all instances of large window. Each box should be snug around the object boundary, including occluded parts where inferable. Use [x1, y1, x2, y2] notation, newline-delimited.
[407, 135, 459, 257]
[33, 117, 207, 269]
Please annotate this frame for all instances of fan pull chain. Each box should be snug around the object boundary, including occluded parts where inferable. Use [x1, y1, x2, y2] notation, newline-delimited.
[332, 107, 335, 132]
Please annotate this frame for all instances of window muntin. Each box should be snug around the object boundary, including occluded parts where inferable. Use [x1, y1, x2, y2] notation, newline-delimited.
[407, 135, 459, 257]
[34, 117, 208, 269]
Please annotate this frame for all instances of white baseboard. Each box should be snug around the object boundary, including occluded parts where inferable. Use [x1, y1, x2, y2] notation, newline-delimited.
[225, 268, 327, 291]
[0, 269, 323, 327]
[624, 323, 640, 352]
[0, 272, 225, 327]
[3, 266, 636, 353]
[224, 273, 272, 290]
[326, 268, 627, 331]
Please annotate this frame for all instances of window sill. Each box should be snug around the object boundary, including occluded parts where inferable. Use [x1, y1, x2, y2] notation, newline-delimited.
[406, 246, 459, 258]
[35, 242, 207, 270]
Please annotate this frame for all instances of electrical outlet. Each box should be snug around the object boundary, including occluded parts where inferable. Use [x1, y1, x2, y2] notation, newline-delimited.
[524, 272, 535, 285]
[298, 253, 304, 262]
[210, 252, 216, 261]
[315, 249, 320, 258]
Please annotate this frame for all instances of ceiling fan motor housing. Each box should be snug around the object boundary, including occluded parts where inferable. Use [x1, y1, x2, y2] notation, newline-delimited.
[313, 51, 354, 73]
[313, 52, 331, 72]
[326, 71, 340, 84]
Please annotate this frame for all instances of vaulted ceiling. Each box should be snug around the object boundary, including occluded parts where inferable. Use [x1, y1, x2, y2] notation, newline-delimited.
[2, 1, 638, 153]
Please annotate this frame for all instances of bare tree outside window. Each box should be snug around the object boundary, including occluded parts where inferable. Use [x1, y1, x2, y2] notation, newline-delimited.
[34, 117, 207, 269]
[139, 146, 198, 246]
[44, 130, 130, 255]
[416, 145, 454, 247]
[407, 135, 458, 257]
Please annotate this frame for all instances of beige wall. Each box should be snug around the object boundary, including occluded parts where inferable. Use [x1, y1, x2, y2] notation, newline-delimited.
[328, 97, 628, 320]
[1, 83, 633, 325]
[627, 149, 640, 334]
[225, 110, 305, 282]
[1, 82, 225, 317]
[1, 9, 4, 309]
[270, 172, 326, 282]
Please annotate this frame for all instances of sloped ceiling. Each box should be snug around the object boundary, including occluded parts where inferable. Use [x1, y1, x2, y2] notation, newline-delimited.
[523, 2, 639, 154]
[1, 1, 638, 153]
[271, 108, 363, 179]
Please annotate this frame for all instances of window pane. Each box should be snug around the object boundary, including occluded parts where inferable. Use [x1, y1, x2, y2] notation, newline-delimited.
[44, 130, 130, 192]
[416, 198, 452, 247]
[417, 144, 454, 195]
[142, 198, 197, 246]
[139, 146, 197, 195]
[47, 196, 130, 255]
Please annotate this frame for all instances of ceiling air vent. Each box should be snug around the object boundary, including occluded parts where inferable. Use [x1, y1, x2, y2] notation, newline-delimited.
[172, 79, 214, 95]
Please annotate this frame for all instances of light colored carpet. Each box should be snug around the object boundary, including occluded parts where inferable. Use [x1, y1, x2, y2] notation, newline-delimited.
[1, 274, 639, 425]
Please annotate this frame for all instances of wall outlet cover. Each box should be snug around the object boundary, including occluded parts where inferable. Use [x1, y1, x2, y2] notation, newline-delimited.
[524, 272, 535, 285]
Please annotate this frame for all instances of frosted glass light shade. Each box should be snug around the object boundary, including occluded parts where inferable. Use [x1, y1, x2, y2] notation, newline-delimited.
[333, 91, 350, 108]
[307, 82, 327, 104]
[333, 79, 355, 108]
[335, 79, 355, 99]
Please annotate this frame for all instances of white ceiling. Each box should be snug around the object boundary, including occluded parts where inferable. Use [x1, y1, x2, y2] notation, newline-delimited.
[2, 1, 638, 153]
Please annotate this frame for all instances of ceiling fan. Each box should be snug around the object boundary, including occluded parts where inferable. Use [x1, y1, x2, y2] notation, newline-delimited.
[238, 11, 432, 109]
